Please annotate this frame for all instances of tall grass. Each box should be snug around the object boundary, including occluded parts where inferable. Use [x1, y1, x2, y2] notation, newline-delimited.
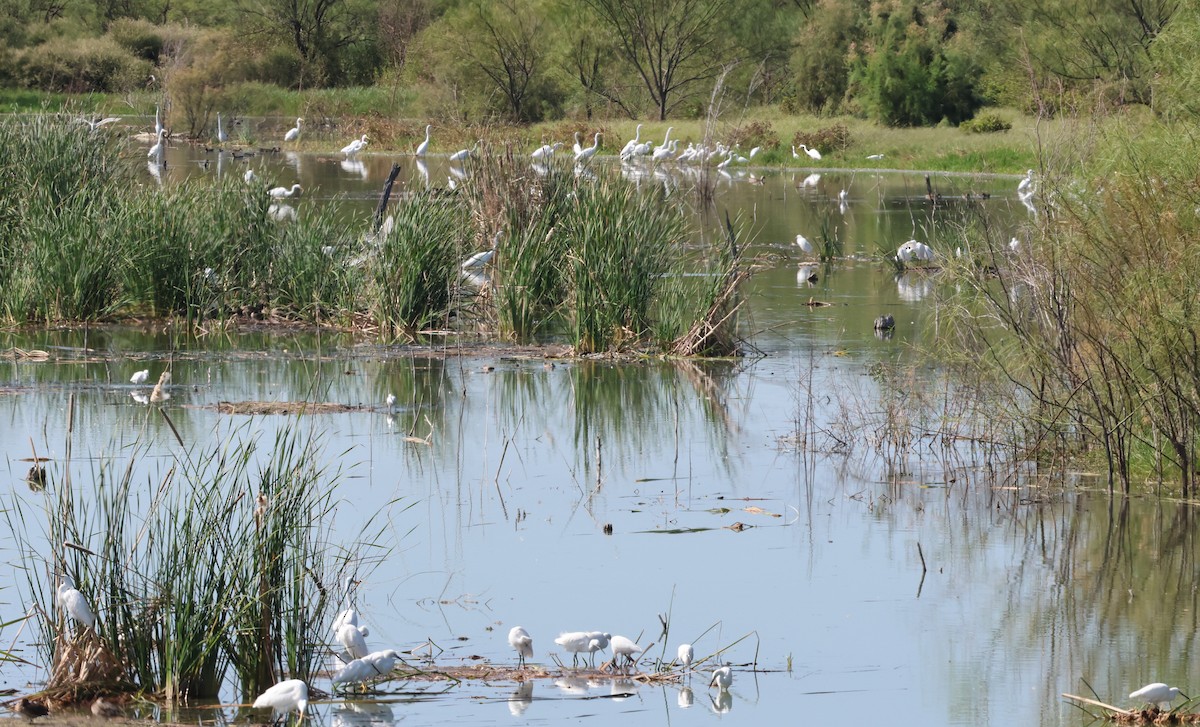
[5, 419, 390, 703]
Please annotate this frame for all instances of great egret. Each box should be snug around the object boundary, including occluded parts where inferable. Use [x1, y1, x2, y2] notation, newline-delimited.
[341, 135, 369, 155]
[57, 579, 96, 629]
[147, 129, 166, 158]
[336, 622, 370, 661]
[791, 145, 800, 160]
[508, 626, 533, 668]
[269, 183, 303, 199]
[620, 124, 644, 158]
[677, 643, 694, 672]
[253, 679, 308, 720]
[244, 168, 258, 184]
[531, 142, 562, 160]
[385, 393, 396, 409]
[749, 146, 762, 159]
[867, 153, 885, 160]
[450, 140, 479, 162]
[572, 132, 583, 156]
[130, 369, 150, 385]
[897, 239, 933, 263]
[1009, 236, 1021, 253]
[575, 133, 601, 164]
[1130, 683, 1187, 710]
[799, 144, 821, 160]
[216, 113, 228, 144]
[1017, 169, 1035, 197]
[555, 631, 609, 667]
[795, 234, 814, 255]
[284, 118, 302, 142]
[708, 664, 733, 692]
[838, 188, 848, 203]
[154, 105, 163, 138]
[82, 116, 120, 131]
[415, 124, 432, 156]
[610, 635, 643, 667]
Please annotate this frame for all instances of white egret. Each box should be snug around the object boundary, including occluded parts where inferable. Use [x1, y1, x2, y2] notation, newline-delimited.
[385, 393, 396, 409]
[415, 124, 432, 156]
[555, 631, 603, 667]
[799, 144, 821, 160]
[268, 203, 297, 222]
[269, 183, 303, 199]
[253, 679, 308, 720]
[216, 113, 228, 144]
[1017, 169, 1035, 196]
[677, 643, 694, 672]
[867, 153, 885, 160]
[795, 234, 814, 256]
[749, 146, 762, 159]
[838, 188, 848, 203]
[449, 140, 479, 162]
[610, 635, 643, 667]
[572, 132, 583, 156]
[130, 369, 150, 385]
[1009, 236, 1021, 253]
[332, 657, 376, 687]
[336, 622, 370, 661]
[791, 145, 800, 160]
[531, 142, 562, 160]
[575, 133, 601, 164]
[57, 579, 96, 629]
[284, 117, 302, 142]
[244, 168, 258, 184]
[362, 649, 402, 675]
[147, 129, 166, 158]
[708, 664, 733, 692]
[1130, 683, 1186, 710]
[154, 105, 163, 138]
[341, 135, 369, 155]
[620, 124, 644, 158]
[508, 626, 533, 668]
[82, 116, 121, 131]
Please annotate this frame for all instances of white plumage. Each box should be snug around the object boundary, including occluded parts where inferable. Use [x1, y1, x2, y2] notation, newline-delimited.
[130, 369, 150, 385]
[284, 118, 302, 143]
[57, 580, 96, 629]
[508, 626, 533, 668]
[677, 643, 694, 671]
[1130, 682, 1185, 710]
[709, 664, 733, 692]
[610, 635, 643, 666]
[336, 622, 370, 661]
[253, 679, 308, 719]
[269, 184, 303, 199]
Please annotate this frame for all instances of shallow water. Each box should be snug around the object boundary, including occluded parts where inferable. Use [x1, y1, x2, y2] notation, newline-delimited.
[2, 147, 1197, 727]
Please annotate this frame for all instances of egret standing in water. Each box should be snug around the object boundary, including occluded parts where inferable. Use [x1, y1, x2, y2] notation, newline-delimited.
[57, 578, 96, 629]
[795, 234, 814, 257]
[610, 635, 643, 668]
[708, 664, 733, 693]
[1130, 683, 1187, 710]
[677, 643, 694, 679]
[508, 626, 533, 668]
[147, 129, 166, 159]
[284, 118, 302, 143]
[130, 369, 150, 385]
[336, 622, 370, 661]
[216, 113, 228, 144]
[269, 184, 303, 199]
[253, 679, 308, 721]
[415, 124, 432, 156]
[341, 135, 369, 156]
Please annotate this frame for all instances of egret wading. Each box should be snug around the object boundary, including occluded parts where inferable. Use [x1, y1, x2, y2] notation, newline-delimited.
[415, 125, 432, 156]
[253, 679, 308, 721]
[1130, 683, 1187, 710]
[508, 626, 533, 668]
[284, 118, 302, 142]
[269, 184, 303, 199]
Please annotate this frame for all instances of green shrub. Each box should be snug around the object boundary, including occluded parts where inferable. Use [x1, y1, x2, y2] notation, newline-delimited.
[959, 112, 1012, 133]
[15, 36, 151, 92]
[792, 124, 851, 154]
[107, 18, 164, 63]
[727, 121, 779, 153]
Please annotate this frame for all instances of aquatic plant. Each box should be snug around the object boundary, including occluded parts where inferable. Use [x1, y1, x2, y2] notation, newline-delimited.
[5, 412, 391, 703]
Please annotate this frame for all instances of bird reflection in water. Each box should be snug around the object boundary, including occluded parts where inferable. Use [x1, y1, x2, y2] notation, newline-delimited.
[332, 700, 395, 727]
[508, 681, 533, 716]
[677, 686, 694, 709]
[708, 690, 733, 714]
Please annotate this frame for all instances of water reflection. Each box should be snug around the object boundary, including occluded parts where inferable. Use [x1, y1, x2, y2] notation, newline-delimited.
[707, 690, 733, 714]
[896, 272, 935, 302]
[677, 686, 694, 708]
[331, 700, 395, 727]
[507, 681, 533, 716]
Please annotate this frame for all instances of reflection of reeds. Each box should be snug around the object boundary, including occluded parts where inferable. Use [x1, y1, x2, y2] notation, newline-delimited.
[7, 419, 388, 705]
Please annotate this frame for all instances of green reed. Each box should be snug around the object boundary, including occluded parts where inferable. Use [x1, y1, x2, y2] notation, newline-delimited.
[5, 418, 389, 702]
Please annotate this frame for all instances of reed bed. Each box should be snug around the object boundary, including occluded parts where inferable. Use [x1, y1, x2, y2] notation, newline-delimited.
[5, 418, 389, 704]
[0, 115, 744, 357]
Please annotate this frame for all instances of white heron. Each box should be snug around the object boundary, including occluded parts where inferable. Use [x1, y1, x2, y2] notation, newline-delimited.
[336, 622, 370, 661]
[677, 643, 694, 672]
[867, 153, 885, 160]
[798, 144, 821, 160]
[449, 140, 479, 162]
[284, 117, 302, 142]
[332, 657, 376, 688]
[620, 124, 644, 158]
[253, 679, 308, 720]
[838, 188, 848, 203]
[216, 113, 228, 144]
[244, 168, 258, 184]
[749, 146, 762, 159]
[708, 664, 733, 692]
[531, 142, 562, 160]
[1009, 236, 1021, 253]
[81, 116, 121, 131]
[57, 579, 96, 629]
[269, 183, 303, 199]
[508, 626, 533, 668]
[572, 132, 583, 156]
[154, 105, 163, 138]
[341, 135, 368, 155]
[415, 124, 432, 156]
[1130, 682, 1187, 710]
[385, 393, 396, 409]
[130, 369, 150, 385]
[362, 649, 402, 675]
[1017, 169, 1035, 197]
[795, 234, 814, 256]
[555, 631, 608, 667]
[575, 133, 601, 164]
[610, 635, 643, 667]
[147, 129, 166, 158]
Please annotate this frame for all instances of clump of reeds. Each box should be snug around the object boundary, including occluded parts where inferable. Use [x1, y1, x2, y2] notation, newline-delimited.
[6, 418, 390, 704]
[664, 214, 746, 357]
[367, 188, 469, 339]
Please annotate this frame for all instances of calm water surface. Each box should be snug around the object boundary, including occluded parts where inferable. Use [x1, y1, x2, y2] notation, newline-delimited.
[1, 144, 1196, 727]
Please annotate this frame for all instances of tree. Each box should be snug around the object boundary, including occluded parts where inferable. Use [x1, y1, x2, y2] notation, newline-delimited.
[580, 0, 738, 120]
[790, 0, 866, 114]
[238, 0, 375, 85]
[462, 0, 551, 122]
